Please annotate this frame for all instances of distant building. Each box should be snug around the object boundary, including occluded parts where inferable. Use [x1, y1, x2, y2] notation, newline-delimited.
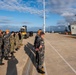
[70, 21, 76, 35]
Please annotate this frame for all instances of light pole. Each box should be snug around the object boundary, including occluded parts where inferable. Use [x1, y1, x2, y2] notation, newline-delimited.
[43, 0, 46, 33]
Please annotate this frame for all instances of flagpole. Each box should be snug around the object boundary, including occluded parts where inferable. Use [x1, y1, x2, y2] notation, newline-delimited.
[43, 0, 46, 33]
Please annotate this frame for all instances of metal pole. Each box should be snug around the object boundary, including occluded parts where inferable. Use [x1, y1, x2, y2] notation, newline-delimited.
[43, 0, 46, 33]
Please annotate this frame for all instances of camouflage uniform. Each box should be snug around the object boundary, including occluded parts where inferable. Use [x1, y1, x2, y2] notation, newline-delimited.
[10, 34, 15, 53]
[34, 34, 40, 48]
[0, 35, 3, 63]
[34, 29, 42, 48]
[3, 33, 10, 58]
[18, 32, 23, 46]
[20, 33, 23, 45]
[15, 33, 19, 49]
[35, 36, 45, 69]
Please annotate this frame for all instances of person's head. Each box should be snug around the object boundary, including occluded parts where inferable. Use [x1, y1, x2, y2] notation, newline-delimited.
[0, 30, 2, 34]
[11, 31, 14, 35]
[40, 32, 45, 39]
[5, 30, 10, 34]
[37, 29, 42, 36]
[16, 32, 19, 34]
[19, 31, 22, 34]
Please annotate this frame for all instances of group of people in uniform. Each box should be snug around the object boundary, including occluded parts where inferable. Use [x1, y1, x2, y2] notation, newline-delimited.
[0, 28, 45, 74]
[0, 29, 23, 65]
[34, 29, 45, 74]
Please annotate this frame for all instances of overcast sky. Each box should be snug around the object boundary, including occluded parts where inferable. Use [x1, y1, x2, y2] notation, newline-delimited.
[0, 0, 76, 28]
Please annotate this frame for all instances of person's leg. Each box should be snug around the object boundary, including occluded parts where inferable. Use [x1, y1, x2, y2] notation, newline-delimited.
[4, 48, 9, 60]
[10, 44, 14, 57]
[0, 49, 2, 64]
[36, 51, 38, 63]
[37, 51, 45, 74]
[41, 50, 45, 67]
[0, 55, 4, 65]
[38, 51, 43, 69]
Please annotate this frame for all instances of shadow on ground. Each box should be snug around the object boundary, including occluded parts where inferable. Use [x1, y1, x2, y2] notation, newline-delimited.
[24, 42, 37, 68]
[6, 56, 18, 75]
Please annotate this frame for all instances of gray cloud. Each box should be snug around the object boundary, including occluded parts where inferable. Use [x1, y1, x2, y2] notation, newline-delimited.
[46, 0, 76, 23]
[0, 19, 11, 24]
[0, 17, 32, 25]
[21, 22, 32, 24]
[47, 0, 76, 14]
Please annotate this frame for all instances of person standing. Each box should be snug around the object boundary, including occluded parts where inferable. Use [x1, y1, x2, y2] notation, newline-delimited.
[18, 31, 23, 47]
[0, 30, 4, 65]
[3, 30, 10, 60]
[35, 31, 45, 74]
[19, 31, 23, 46]
[15, 32, 19, 51]
[10, 31, 15, 57]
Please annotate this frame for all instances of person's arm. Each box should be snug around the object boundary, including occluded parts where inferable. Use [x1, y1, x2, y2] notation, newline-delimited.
[39, 39, 44, 49]
[35, 38, 44, 51]
[35, 37, 41, 51]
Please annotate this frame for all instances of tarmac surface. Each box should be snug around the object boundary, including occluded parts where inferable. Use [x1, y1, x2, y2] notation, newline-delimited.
[0, 33, 76, 75]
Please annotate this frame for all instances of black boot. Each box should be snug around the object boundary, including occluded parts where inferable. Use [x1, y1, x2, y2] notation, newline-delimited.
[13, 51, 16, 53]
[0, 60, 4, 65]
[41, 66, 44, 69]
[11, 52, 14, 57]
[37, 68, 45, 74]
[5, 56, 9, 60]
[15, 48, 19, 51]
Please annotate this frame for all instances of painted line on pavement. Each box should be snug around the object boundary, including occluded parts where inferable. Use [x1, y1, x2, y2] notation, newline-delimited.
[44, 62, 48, 75]
[45, 39, 76, 74]
[26, 59, 31, 75]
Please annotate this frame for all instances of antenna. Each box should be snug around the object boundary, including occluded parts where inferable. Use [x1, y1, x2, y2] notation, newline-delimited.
[43, 0, 46, 33]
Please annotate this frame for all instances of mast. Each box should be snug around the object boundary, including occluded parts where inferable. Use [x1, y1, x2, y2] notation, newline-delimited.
[43, 0, 46, 33]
